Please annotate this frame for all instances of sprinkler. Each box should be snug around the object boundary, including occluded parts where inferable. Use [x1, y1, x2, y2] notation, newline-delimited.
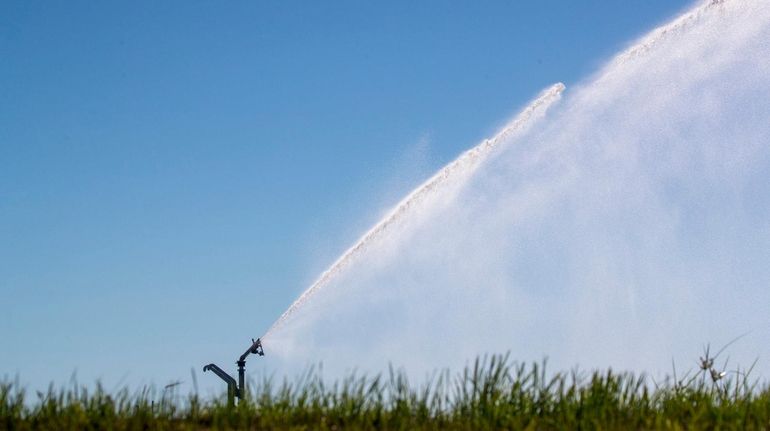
[204, 338, 264, 405]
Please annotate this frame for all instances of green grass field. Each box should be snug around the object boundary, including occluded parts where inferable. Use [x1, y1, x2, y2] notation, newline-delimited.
[3, 354, 769, 430]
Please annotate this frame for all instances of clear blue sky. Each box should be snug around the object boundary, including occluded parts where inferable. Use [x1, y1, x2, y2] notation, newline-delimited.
[1, 1, 692, 391]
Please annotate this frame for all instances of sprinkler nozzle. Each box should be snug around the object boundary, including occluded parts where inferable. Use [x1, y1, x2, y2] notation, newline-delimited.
[251, 338, 264, 356]
[239, 337, 264, 362]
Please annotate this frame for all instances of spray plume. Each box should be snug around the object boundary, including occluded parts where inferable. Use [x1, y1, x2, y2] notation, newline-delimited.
[263, 0, 770, 379]
[264, 82, 565, 339]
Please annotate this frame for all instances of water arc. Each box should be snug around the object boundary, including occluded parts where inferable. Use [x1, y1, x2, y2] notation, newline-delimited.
[263, 0, 770, 380]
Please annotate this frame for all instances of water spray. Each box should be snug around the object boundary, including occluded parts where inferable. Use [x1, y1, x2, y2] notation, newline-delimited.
[263, 82, 565, 340]
[203, 338, 264, 405]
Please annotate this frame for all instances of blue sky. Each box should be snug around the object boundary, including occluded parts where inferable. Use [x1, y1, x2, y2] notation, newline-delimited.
[1, 1, 693, 390]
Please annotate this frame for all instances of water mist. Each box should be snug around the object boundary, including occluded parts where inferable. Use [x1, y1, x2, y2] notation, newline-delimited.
[263, 0, 770, 381]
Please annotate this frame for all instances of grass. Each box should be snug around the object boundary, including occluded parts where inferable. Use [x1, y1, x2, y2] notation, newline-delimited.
[3, 353, 770, 430]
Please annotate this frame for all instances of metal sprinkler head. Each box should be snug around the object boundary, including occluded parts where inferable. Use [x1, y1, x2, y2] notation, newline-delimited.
[243, 338, 264, 360]
[253, 338, 264, 356]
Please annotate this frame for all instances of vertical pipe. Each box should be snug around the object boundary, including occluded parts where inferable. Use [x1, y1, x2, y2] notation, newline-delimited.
[227, 383, 235, 407]
[237, 360, 246, 402]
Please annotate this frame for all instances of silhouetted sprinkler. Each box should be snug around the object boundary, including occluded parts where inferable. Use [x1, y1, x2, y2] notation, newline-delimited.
[203, 338, 264, 406]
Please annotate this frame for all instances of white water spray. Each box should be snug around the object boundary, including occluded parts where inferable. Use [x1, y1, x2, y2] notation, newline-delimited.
[611, 0, 727, 68]
[263, 82, 565, 340]
[263, 0, 770, 378]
